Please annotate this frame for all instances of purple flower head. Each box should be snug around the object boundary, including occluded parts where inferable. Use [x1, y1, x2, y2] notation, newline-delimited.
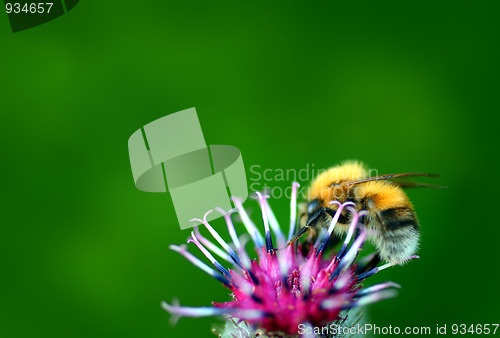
[163, 182, 418, 336]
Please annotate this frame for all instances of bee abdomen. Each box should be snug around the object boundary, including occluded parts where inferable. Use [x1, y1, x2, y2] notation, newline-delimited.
[376, 207, 420, 263]
[380, 207, 418, 230]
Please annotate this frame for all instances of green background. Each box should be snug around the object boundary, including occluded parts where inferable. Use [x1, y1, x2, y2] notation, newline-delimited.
[1, 1, 498, 337]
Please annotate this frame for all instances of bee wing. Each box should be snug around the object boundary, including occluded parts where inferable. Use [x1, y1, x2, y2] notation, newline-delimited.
[340, 173, 440, 186]
[387, 180, 447, 189]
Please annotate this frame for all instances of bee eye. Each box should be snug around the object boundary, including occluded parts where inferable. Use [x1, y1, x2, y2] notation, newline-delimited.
[308, 200, 320, 214]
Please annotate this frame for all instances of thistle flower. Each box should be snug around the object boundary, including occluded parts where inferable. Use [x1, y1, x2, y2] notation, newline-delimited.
[162, 182, 418, 337]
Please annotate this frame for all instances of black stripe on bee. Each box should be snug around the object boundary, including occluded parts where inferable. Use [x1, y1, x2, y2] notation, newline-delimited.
[337, 213, 349, 224]
[379, 207, 418, 230]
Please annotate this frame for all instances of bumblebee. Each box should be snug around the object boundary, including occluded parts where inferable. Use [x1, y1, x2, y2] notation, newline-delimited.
[289, 161, 443, 263]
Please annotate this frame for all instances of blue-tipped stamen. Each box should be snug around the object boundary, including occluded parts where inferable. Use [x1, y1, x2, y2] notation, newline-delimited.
[287, 182, 300, 242]
[353, 281, 401, 298]
[330, 225, 367, 281]
[317, 201, 355, 256]
[263, 198, 286, 248]
[356, 268, 379, 281]
[356, 255, 420, 281]
[169, 245, 231, 286]
[216, 207, 250, 270]
[162, 301, 265, 323]
[232, 197, 265, 247]
[161, 300, 227, 325]
[337, 209, 368, 259]
[313, 227, 327, 248]
[193, 226, 233, 264]
[341, 289, 398, 310]
[255, 192, 274, 253]
[188, 232, 232, 280]
[191, 211, 243, 269]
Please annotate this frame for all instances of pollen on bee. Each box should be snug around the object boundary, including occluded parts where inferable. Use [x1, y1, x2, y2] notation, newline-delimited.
[361, 182, 410, 210]
[308, 161, 367, 201]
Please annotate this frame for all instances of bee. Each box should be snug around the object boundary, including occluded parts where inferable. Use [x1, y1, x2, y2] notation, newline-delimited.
[289, 161, 443, 264]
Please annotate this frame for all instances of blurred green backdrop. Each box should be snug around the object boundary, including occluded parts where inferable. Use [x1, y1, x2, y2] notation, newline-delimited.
[1, 1, 499, 337]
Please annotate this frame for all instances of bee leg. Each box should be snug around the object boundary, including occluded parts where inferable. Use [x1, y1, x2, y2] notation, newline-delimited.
[355, 253, 381, 274]
[287, 225, 312, 246]
[296, 212, 307, 229]
[286, 207, 336, 246]
[306, 207, 337, 227]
